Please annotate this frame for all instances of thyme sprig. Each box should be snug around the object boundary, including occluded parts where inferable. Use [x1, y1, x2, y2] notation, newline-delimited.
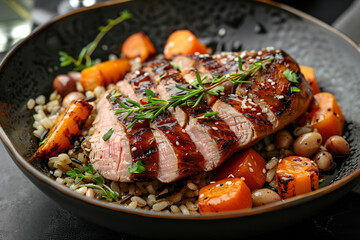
[59, 10, 132, 71]
[113, 56, 274, 128]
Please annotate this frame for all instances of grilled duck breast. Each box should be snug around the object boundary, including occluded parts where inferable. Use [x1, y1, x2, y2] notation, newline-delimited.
[89, 48, 313, 183]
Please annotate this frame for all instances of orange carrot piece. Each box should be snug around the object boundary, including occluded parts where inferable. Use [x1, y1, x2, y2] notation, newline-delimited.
[121, 32, 156, 62]
[309, 92, 345, 142]
[34, 100, 93, 158]
[164, 30, 207, 60]
[212, 148, 266, 190]
[198, 178, 252, 214]
[300, 65, 320, 94]
[80, 58, 131, 91]
[276, 156, 319, 199]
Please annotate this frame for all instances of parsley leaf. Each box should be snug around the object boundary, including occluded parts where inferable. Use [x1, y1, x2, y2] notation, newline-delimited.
[128, 161, 146, 173]
[283, 69, 299, 83]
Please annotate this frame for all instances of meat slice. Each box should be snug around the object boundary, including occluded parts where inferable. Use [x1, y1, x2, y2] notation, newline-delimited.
[143, 59, 238, 170]
[109, 92, 158, 181]
[234, 49, 313, 131]
[89, 96, 131, 182]
[117, 70, 204, 182]
[172, 52, 275, 147]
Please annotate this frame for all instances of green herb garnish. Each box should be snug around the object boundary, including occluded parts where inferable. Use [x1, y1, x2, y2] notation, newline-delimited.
[114, 56, 274, 128]
[66, 163, 119, 202]
[283, 69, 299, 83]
[291, 86, 301, 93]
[39, 136, 49, 146]
[103, 128, 114, 141]
[128, 161, 146, 173]
[59, 10, 132, 71]
[197, 111, 219, 119]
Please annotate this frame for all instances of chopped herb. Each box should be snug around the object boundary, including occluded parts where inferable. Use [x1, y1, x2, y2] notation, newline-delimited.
[128, 161, 146, 173]
[156, 73, 167, 83]
[283, 69, 299, 83]
[103, 128, 114, 141]
[197, 111, 219, 119]
[291, 86, 301, 93]
[170, 62, 183, 71]
[39, 136, 49, 147]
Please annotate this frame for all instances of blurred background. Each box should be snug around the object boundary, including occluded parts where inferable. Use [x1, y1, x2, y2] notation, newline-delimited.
[0, 0, 359, 239]
[0, 0, 359, 54]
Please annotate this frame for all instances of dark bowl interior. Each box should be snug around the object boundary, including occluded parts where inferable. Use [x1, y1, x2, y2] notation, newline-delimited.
[0, 0, 360, 238]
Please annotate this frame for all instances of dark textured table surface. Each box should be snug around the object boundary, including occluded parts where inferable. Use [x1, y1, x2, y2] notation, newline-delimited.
[1, 1, 360, 239]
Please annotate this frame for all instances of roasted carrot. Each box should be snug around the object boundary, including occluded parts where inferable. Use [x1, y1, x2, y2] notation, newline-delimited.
[276, 156, 319, 199]
[121, 32, 156, 62]
[164, 30, 207, 60]
[300, 65, 320, 94]
[212, 148, 266, 190]
[80, 58, 131, 91]
[34, 100, 93, 158]
[308, 92, 345, 142]
[198, 178, 252, 214]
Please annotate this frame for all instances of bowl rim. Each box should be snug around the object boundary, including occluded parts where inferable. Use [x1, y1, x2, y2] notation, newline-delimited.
[0, 0, 359, 220]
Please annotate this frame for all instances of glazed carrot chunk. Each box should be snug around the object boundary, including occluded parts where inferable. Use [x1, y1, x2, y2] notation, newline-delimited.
[198, 178, 252, 214]
[300, 65, 320, 94]
[35, 100, 93, 158]
[309, 92, 345, 142]
[164, 30, 207, 60]
[212, 148, 266, 190]
[276, 156, 319, 199]
[121, 32, 156, 62]
[80, 58, 131, 91]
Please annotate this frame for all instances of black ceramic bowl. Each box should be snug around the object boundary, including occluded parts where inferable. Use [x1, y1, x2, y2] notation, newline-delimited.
[0, 0, 359, 239]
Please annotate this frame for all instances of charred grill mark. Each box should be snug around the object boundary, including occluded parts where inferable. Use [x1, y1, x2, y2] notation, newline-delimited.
[182, 104, 238, 153]
[124, 66, 205, 180]
[152, 111, 204, 175]
[108, 94, 159, 180]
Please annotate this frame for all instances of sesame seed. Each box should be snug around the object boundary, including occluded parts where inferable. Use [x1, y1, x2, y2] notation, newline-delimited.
[176, 141, 180, 146]
[249, 167, 254, 173]
[212, 127, 218, 131]
[218, 28, 227, 36]
[131, 147, 137, 151]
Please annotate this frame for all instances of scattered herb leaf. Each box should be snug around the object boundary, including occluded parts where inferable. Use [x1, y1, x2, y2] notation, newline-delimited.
[197, 111, 219, 119]
[39, 136, 49, 147]
[283, 69, 299, 83]
[291, 86, 301, 93]
[128, 161, 146, 173]
[103, 128, 114, 141]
